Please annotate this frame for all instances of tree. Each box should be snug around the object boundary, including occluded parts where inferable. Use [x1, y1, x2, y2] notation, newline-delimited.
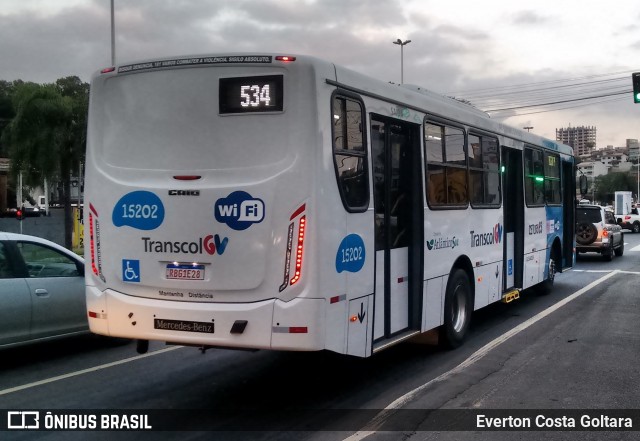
[2, 79, 88, 249]
[0, 80, 19, 212]
[594, 172, 636, 205]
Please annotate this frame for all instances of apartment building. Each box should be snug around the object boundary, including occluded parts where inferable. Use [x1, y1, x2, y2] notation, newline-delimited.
[556, 125, 597, 157]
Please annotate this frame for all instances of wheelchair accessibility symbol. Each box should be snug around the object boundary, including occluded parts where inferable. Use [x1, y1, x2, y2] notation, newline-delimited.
[122, 259, 140, 283]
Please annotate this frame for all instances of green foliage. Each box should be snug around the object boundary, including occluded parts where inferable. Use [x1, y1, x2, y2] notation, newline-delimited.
[594, 172, 637, 203]
[5, 83, 73, 186]
[0, 80, 20, 157]
[0, 80, 16, 120]
[2, 78, 89, 184]
[2, 77, 89, 248]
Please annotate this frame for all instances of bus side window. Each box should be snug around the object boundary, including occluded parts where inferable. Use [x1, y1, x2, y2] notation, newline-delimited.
[524, 147, 545, 206]
[469, 134, 500, 207]
[332, 95, 369, 211]
[544, 152, 561, 205]
[424, 121, 467, 207]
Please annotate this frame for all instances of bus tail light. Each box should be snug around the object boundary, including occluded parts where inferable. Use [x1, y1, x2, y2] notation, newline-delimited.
[279, 204, 306, 291]
[275, 56, 296, 62]
[88, 203, 106, 282]
[290, 216, 306, 286]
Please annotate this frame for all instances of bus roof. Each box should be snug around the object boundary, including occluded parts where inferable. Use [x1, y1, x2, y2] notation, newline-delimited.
[93, 52, 574, 157]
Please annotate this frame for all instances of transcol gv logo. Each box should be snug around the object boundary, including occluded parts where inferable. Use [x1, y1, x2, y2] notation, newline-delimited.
[470, 223, 503, 247]
[141, 235, 228, 255]
[215, 191, 265, 231]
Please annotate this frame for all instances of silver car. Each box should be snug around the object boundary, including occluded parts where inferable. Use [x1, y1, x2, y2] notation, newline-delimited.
[575, 205, 624, 261]
[0, 232, 87, 349]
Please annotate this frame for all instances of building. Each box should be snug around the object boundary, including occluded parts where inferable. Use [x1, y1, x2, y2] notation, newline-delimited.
[577, 160, 608, 179]
[556, 125, 597, 158]
[591, 146, 628, 168]
[627, 139, 639, 163]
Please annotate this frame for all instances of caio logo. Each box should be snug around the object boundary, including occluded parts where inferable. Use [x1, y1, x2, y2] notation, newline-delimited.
[215, 191, 265, 231]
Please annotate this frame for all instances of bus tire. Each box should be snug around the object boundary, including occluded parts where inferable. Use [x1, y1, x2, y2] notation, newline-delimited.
[538, 247, 559, 295]
[439, 268, 472, 349]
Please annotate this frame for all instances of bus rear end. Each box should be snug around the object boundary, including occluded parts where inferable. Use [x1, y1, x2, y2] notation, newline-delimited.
[85, 54, 329, 351]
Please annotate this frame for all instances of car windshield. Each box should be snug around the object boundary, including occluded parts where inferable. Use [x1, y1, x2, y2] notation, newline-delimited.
[576, 207, 602, 223]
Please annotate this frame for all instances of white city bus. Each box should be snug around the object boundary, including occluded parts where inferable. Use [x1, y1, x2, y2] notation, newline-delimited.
[85, 53, 575, 357]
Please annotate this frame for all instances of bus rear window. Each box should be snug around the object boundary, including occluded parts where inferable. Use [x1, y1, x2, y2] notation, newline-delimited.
[96, 69, 289, 170]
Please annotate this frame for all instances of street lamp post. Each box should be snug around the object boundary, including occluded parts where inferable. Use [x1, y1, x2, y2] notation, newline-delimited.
[393, 39, 411, 84]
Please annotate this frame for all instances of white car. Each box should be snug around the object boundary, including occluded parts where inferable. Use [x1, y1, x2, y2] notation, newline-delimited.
[0, 232, 87, 349]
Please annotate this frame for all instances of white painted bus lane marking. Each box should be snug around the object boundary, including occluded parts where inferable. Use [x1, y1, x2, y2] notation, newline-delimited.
[344, 270, 622, 441]
[0, 346, 183, 397]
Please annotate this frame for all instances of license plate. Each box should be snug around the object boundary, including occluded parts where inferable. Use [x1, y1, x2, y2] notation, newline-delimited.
[154, 318, 214, 334]
[165, 263, 205, 280]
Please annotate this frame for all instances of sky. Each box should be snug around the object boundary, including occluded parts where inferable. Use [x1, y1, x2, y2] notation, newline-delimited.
[1, 0, 639, 148]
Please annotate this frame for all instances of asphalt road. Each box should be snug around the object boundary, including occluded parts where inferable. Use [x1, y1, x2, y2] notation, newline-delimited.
[1, 233, 640, 441]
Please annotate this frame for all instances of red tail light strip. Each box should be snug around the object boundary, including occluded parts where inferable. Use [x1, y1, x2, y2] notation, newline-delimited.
[289, 215, 306, 286]
[280, 205, 307, 292]
[88, 206, 105, 282]
[89, 212, 99, 277]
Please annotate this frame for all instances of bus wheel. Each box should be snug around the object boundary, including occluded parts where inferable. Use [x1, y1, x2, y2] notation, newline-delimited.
[537, 249, 558, 295]
[439, 269, 472, 349]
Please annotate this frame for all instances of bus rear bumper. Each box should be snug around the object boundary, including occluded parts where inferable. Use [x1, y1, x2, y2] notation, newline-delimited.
[86, 287, 325, 351]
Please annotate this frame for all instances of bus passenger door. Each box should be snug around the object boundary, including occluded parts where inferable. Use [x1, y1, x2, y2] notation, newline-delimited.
[561, 159, 575, 270]
[371, 116, 423, 342]
[501, 147, 524, 290]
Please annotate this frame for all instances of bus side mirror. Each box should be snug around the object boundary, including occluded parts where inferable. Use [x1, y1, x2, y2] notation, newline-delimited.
[579, 175, 588, 196]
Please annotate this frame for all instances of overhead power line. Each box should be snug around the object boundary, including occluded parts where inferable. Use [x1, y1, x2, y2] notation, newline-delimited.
[445, 68, 640, 116]
[483, 90, 632, 112]
[490, 95, 628, 118]
[446, 69, 638, 96]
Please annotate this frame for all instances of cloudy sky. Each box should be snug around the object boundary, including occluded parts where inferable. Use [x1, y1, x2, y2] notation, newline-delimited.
[2, 0, 639, 147]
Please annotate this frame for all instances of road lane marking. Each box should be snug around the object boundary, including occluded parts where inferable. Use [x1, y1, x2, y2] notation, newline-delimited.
[344, 270, 621, 441]
[571, 270, 613, 273]
[630, 244, 640, 252]
[0, 346, 183, 397]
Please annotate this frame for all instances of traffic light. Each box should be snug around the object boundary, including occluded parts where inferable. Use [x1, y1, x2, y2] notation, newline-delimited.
[633, 72, 640, 104]
[16, 208, 24, 221]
